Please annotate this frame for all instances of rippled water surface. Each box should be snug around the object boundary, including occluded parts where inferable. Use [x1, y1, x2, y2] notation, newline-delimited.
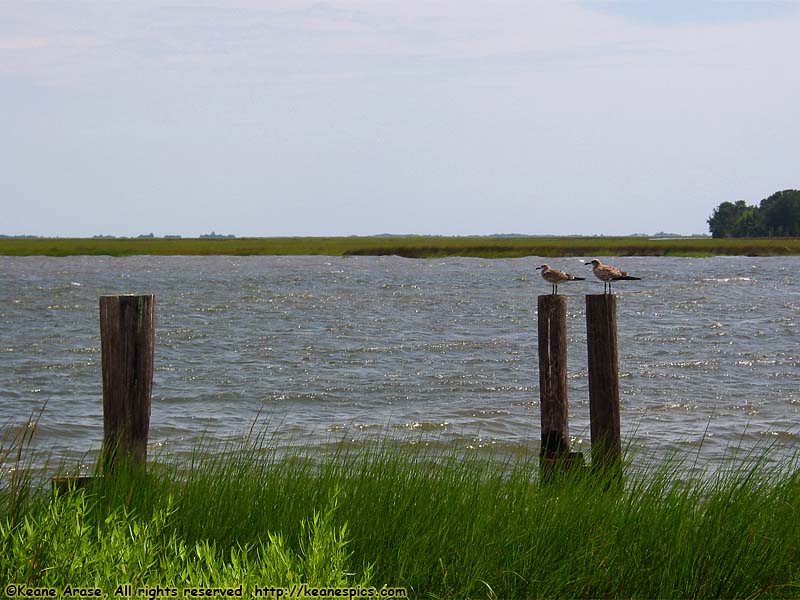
[2, 255, 799, 473]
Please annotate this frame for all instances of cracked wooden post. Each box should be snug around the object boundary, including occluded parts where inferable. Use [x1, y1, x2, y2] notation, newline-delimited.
[538, 294, 570, 476]
[100, 294, 154, 473]
[586, 294, 622, 474]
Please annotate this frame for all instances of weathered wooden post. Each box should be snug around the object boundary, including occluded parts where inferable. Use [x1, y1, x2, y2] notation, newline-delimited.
[99, 294, 154, 473]
[585, 294, 622, 473]
[538, 295, 570, 473]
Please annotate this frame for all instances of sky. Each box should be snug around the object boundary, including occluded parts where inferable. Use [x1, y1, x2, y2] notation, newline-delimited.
[2, 1, 799, 238]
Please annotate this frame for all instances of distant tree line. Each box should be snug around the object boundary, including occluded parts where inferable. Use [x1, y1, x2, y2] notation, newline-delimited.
[708, 189, 800, 238]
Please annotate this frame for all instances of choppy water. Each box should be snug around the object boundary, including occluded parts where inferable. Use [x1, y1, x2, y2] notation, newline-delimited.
[1, 255, 799, 474]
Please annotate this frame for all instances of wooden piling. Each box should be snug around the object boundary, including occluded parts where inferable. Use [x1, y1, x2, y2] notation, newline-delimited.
[99, 294, 154, 472]
[537, 295, 570, 461]
[585, 294, 622, 472]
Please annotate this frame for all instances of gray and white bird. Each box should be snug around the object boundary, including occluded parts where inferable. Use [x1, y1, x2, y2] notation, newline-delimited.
[585, 259, 641, 294]
[536, 264, 585, 295]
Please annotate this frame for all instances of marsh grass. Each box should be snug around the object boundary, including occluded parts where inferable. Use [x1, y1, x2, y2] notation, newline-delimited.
[2, 429, 800, 598]
[2, 235, 800, 258]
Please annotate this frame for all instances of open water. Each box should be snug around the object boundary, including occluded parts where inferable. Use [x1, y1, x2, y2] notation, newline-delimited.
[1, 255, 799, 474]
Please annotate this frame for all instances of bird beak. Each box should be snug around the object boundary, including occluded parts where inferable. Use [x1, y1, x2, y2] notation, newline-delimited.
[535, 266, 543, 270]
[584, 262, 592, 266]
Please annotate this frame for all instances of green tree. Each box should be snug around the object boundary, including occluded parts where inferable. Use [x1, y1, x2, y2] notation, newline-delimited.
[707, 200, 750, 238]
[759, 189, 800, 237]
[731, 207, 766, 237]
[708, 190, 800, 238]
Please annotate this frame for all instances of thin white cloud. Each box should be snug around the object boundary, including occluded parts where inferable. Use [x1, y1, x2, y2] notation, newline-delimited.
[0, 35, 50, 50]
[2, 1, 799, 236]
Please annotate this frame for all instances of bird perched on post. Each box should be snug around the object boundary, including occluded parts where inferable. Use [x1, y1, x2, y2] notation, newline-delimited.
[536, 264, 585, 295]
[585, 259, 641, 294]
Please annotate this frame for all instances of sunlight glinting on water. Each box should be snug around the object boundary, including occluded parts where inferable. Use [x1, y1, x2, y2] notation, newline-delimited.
[1, 255, 798, 473]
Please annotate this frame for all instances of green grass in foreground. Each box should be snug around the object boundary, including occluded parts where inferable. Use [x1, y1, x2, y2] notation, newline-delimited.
[2, 235, 800, 257]
[2, 437, 800, 599]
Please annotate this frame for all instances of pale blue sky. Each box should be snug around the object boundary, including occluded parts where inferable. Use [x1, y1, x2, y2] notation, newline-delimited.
[2, 1, 798, 237]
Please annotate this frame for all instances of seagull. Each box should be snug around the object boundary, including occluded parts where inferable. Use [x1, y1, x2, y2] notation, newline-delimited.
[585, 259, 641, 294]
[536, 264, 585, 295]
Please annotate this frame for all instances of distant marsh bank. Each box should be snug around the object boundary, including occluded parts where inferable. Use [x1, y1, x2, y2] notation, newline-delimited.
[3, 236, 800, 258]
